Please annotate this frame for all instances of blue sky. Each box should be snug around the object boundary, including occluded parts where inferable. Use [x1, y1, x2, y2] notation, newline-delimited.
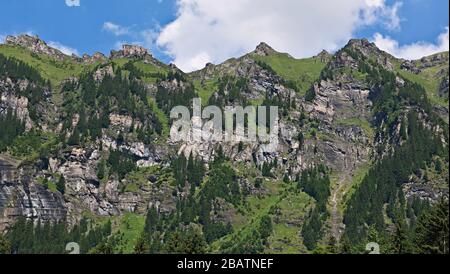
[0, 0, 448, 71]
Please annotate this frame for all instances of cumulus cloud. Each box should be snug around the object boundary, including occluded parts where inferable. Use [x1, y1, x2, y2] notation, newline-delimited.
[65, 0, 80, 7]
[363, 0, 403, 30]
[372, 27, 449, 60]
[0, 35, 5, 44]
[156, 0, 402, 72]
[103, 22, 130, 36]
[103, 22, 160, 53]
[48, 41, 80, 56]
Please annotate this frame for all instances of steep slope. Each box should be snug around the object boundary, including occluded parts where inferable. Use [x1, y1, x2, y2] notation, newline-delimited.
[0, 35, 448, 254]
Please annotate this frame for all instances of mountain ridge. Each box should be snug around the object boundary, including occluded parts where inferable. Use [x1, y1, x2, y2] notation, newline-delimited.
[0, 32, 448, 254]
[3, 33, 448, 73]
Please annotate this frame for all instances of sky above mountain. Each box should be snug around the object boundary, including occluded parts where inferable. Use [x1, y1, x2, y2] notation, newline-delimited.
[0, 0, 448, 72]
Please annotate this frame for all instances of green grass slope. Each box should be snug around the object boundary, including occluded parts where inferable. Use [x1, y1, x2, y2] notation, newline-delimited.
[252, 52, 326, 95]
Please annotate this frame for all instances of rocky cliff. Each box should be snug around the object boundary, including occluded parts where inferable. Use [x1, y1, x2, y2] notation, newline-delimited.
[0, 34, 448, 253]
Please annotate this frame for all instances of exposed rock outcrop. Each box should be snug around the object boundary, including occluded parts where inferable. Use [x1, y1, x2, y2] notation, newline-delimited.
[5, 34, 75, 61]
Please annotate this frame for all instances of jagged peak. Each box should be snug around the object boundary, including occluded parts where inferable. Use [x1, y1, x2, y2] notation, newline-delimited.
[331, 38, 397, 70]
[343, 38, 395, 60]
[4, 34, 74, 61]
[343, 38, 381, 54]
[108, 43, 168, 68]
[253, 42, 277, 56]
[5, 34, 45, 47]
[82, 52, 107, 63]
[346, 38, 372, 47]
[315, 49, 332, 63]
[110, 44, 150, 59]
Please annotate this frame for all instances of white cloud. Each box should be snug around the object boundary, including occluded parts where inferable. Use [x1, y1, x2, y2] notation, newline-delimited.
[156, 0, 402, 72]
[48, 41, 80, 56]
[0, 35, 5, 44]
[372, 27, 449, 60]
[103, 22, 159, 53]
[65, 0, 80, 7]
[103, 22, 130, 36]
[140, 29, 159, 49]
[363, 0, 402, 30]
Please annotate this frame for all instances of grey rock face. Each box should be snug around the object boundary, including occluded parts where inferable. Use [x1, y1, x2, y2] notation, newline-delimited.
[1, 35, 448, 236]
[253, 42, 278, 56]
[315, 50, 332, 63]
[5, 34, 75, 60]
[0, 156, 67, 231]
[0, 79, 34, 130]
[110, 44, 149, 59]
[345, 39, 395, 70]
[439, 73, 449, 99]
[401, 61, 422, 74]
[82, 52, 107, 63]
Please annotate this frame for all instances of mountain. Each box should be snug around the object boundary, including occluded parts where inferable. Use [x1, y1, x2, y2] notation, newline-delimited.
[0, 34, 448, 254]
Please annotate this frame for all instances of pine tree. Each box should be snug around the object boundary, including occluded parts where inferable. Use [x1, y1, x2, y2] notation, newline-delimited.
[0, 234, 11, 254]
[57, 175, 66, 195]
[391, 218, 412, 254]
[339, 234, 352, 254]
[413, 199, 449, 254]
[163, 227, 207, 254]
[326, 236, 338, 254]
[134, 233, 150, 254]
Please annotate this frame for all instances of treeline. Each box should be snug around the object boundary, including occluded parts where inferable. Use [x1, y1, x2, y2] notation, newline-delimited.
[171, 153, 206, 188]
[343, 112, 447, 245]
[344, 48, 448, 249]
[0, 108, 25, 151]
[123, 61, 167, 80]
[134, 206, 209, 254]
[297, 165, 331, 250]
[155, 79, 197, 115]
[3, 217, 112, 254]
[1, 53, 50, 121]
[62, 65, 163, 146]
[322, 47, 449, 253]
[133, 154, 243, 253]
[107, 149, 137, 180]
[261, 89, 296, 117]
[297, 164, 330, 213]
[208, 76, 250, 108]
[0, 53, 45, 84]
[177, 154, 239, 243]
[338, 198, 448, 254]
[219, 214, 273, 254]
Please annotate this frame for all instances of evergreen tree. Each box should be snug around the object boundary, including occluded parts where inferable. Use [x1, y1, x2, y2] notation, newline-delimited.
[0, 234, 11, 254]
[413, 199, 449, 254]
[391, 217, 412, 254]
[163, 227, 207, 254]
[57, 175, 66, 195]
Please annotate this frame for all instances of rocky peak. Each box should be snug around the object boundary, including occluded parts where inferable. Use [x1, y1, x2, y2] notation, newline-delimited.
[82, 52, 107, 63]
[109, 44, 167, 68]
[419, 51, 449, 63]
[253, 42, 277, 56]
[346, 38, 372, 48]
[344, 38, 384, 57]
[315, 50, 332, 63]
[336, 38, 395, 70]
[110, 44, 150, 59]
[400, 52, 449, 75]
[5, 34, 73, 61]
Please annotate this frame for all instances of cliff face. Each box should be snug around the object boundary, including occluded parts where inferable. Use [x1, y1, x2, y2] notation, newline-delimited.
[0, 34, 448, 248]
[0, 155, 66, 231]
